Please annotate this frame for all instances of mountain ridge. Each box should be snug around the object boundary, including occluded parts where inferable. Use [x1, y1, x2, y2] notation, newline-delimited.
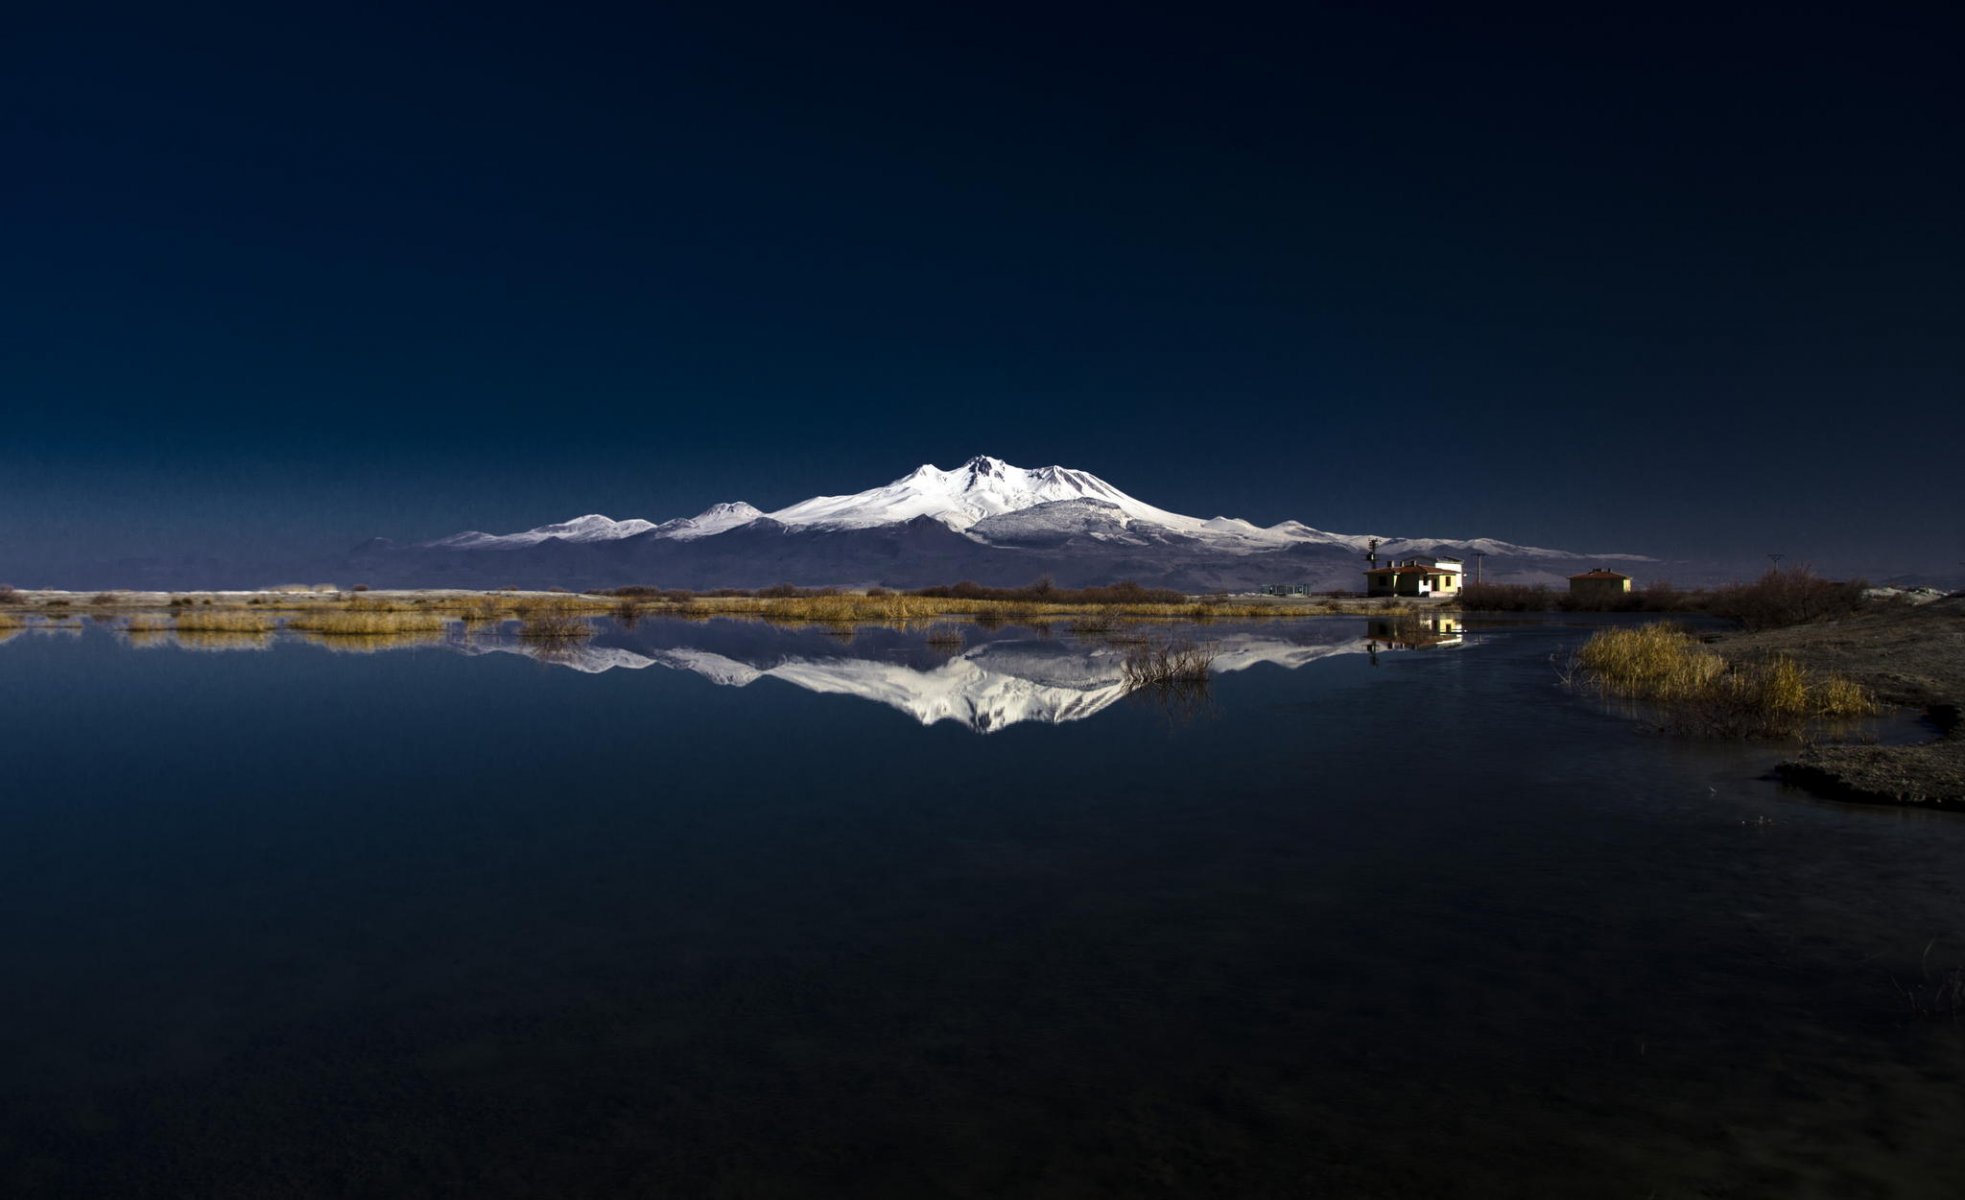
[424, 455, 1654, 565]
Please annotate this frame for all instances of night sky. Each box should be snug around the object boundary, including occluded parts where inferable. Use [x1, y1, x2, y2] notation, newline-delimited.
[4, 3, 1960, 577]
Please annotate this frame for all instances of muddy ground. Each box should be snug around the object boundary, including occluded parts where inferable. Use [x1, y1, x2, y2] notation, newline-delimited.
[1716, 596, 1965, 809]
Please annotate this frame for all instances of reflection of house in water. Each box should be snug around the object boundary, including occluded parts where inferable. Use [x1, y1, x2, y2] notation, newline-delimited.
[1365, 614, 1464, 652]
[1364, 556, 1463, 597]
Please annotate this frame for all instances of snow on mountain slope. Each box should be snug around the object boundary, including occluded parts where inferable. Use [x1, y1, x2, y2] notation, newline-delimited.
[650, 501, 766, 540]
[768, 455, 1195, 532]
[427, 514, 659, 549]
[418, 454, 1655, 565]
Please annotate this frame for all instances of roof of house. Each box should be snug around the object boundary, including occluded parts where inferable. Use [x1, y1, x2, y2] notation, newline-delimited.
[1569, 570, 1632, 580]
[1366, 565, 1453, 575]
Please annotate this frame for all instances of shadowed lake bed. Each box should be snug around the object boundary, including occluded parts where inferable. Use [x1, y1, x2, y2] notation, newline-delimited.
[1, 615, 1961, 1197]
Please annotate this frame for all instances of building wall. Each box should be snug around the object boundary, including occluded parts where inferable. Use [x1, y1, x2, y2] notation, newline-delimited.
[1569, 577, 1632, 601]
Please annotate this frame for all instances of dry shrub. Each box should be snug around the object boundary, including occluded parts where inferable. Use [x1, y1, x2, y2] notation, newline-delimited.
[1707, 567, 1868, 631]
[1459, 582, 1555, 611]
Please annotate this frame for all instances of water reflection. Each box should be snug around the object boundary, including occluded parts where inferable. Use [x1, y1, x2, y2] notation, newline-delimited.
[3, 616, 1464, 733]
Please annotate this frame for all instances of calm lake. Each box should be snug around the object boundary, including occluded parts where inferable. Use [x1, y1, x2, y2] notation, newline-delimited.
[2, 614, 1961, 1197]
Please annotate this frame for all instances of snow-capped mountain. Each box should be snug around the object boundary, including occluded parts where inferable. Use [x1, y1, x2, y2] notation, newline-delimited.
[329, 453, 1661, 592]
[426, 455, 1650, 562]
[648, 501, 765, 541]
[427, 513, 659, 549]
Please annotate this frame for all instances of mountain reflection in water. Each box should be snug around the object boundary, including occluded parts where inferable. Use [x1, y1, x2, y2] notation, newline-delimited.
[34, 613, 1472, 732]
[466, 619, 1454, 731]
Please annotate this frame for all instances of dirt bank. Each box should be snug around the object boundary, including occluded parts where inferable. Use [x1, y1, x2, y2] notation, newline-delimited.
[1714, 597, 1965, 809]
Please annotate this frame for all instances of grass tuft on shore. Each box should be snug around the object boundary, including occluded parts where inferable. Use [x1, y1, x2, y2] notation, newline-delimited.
[514, 599, 594, 641]
[1575, 623, 1877, 737]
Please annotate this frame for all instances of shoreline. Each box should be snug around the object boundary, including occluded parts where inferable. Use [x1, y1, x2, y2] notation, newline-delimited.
[1709, 598, 1965, 810]
[0, 585, 1442, 625]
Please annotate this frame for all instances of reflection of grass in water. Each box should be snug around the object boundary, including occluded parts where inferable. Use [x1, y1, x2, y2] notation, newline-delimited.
[173, 630, 274, 652]
[123, 629, 174, 650]
[1121, 639, 1217, 688]
[296, 629, 449, 654]
[173, 610, 277, 633]
[516, 639, 590, 666]
[923, 624, 966, 650]
[1127, 678, 1217, 728]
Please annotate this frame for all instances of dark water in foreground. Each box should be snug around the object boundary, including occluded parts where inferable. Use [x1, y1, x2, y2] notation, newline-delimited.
[1, 615, 1961, 1198]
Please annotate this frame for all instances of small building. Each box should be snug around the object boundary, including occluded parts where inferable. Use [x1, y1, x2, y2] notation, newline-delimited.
[1364, 556, 1463, 598]
[1261, 584, 1310, 596]
[1568, 569, 1633, 602]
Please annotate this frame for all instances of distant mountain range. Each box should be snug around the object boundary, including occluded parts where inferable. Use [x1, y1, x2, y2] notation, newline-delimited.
[338, 455, 1655, 592]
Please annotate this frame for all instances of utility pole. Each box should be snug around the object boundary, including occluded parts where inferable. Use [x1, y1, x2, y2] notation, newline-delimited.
[1475, 551, 1486, 584]
[1767, 553, 1786, 572]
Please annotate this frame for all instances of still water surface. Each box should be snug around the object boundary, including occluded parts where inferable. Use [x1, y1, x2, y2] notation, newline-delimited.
[2, 615, 1961, 1197]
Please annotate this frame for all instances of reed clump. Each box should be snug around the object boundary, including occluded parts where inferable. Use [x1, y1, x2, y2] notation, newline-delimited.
[285, 610, 452, 635]
[515, 599, 593, 642]
[1575, 622, 1877, 737]
[172, 610, 277, 633]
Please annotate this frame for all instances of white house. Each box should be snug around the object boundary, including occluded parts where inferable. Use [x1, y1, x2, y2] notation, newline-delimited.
[1364, 556, 1463, 598]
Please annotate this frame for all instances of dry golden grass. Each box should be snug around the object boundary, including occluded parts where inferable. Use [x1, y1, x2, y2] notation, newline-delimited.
[1576, 622, 1877, 736]
[514, 599, 595, 641]
[285, 610, 452, 635]
[58, 587, 1419, 633]
[172, 610, 277, 633]
[630, 593, 1396, 624]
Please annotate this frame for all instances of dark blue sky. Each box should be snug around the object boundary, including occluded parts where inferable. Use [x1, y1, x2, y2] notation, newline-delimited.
[4, 2, 1960, 575]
